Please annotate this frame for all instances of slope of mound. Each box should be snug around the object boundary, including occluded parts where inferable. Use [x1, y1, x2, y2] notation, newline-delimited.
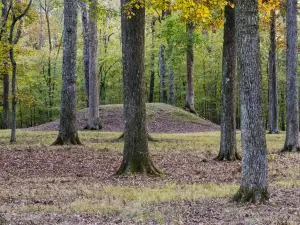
[26, 103, 220, 133]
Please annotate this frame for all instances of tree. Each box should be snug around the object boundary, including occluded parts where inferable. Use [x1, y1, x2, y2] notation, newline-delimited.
[159, 44, 167, 103]
[116, 0, 160, 175]
[1, 0, 9, 129]
[233, 0, 269, 203]
[9, 0, 33, 143]
[52, 0, 82, 145]
[80, 2, 89, 107]
[268, 10, 279, 134]
[217, 1, 240, 161]
[87, 0, 101, 130]
[184, 21, 196, 114]
[148, 16, 156, 103]
[282, 0, 299, 152]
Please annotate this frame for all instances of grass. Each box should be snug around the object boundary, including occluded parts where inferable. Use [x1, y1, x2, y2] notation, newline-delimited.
[1, 130, 300, 224]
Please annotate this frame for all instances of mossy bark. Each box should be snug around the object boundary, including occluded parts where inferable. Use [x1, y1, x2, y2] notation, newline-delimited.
[116, 0, 160, 176]
[232, 187, 269, 204]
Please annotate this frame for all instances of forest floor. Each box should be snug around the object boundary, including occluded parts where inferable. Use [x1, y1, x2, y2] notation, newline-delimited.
[26, 103, 219, 133]
[1, 130, 300, 224]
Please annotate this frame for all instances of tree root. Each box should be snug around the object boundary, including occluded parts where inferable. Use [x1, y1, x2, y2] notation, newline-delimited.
[268, 130, 280, 134]
[115, 160, 162, 176]
[281, 145, 300, 153]
[232, 187, 269, 204]
[215, 152, 242, 161]
[116, 133, 159, 142]
[51, 135, 83, 146]
[184, 104, 198, 115]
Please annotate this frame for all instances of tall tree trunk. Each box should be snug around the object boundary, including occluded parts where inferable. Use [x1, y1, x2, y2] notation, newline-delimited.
[116, 0, 160, 175]
[168, 45, 175, 105]
[282, 0, 299, 152]
[233, 0, 269, 204]
[52, 0, 81, 145]
[9, 0, 32, 143]
[1, 0, 9, 129]
[268, 10, 279, 134]
[81, 2, 89, 107]
[87, 0, 101, 130]
[159, 44, 167, 103]
[149, 17, 155, 103]
[38, 4, 44, 49]
[185, 22, 196, 114]
[217, 1, 240, 161]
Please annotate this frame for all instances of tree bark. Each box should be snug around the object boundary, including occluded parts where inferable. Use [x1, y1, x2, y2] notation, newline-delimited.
[148, 17, 155, 103]
[87, 0, 101, 130]
[81, 2, 89, 107]
[217, 1, 240, 161]
[233, 0, 269, 204]
[282, 0, 299, 152]
[268, 10, 279, 134]
[159, 44, 167, 103]
[52, 0, 82, 145]
[168, 44, 175, 105]
[1, 0, 9, 129]
[185, 22, 196, 114]
[9, 0, 32, 143]
[116, 0, 160, 175]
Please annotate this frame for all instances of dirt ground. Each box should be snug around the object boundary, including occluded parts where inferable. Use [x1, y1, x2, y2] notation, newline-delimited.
[1, 131, 300, 224]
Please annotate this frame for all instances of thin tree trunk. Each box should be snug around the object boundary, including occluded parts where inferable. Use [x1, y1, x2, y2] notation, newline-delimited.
[282, 0, 299, 152]
[217, 1, 240, 161]
[116, 0, 160, 175]
[168, 46, 175, 105]
[1, 0, 9, 129]
[149, 17, 155, 103]
[233, 0, 269, 204]
[268, 10, 279, 134]
[185, 22, 196, 114]
[52, 0, 82, 145]
[81, 2, 89, 107]
[3, 64, 9, 129]
[159, 44, 167, 103]
[9, 0, 32, 143]
[87, 0, 101, 130]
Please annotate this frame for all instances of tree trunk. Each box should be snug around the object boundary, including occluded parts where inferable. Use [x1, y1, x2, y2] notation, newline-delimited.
[149, 17, 155, 103]
[233, 0, 269, 204]
[168, 45, 175, 105]
[185, 22, 196, 114]
[1, 0, 9, 129]
[87, 0, 101, 130]
[9, 47, 17, 143]
[52, 0, 82, 145]
[116, 0, 160, 175]
[3, 71, 9, 129]
[268, 10, 279, 134]
[159, 44, 167, 103]
[217, 1, 240, 161]
[282, 0, 299, 152]
[81, 2, 89, 107]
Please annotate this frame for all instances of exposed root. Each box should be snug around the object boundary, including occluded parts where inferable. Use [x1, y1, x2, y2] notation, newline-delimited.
[51, 135, 83, 146]
[184, 104, 198, 115]
[115, 160, 162, 176]
[215, 151, 241, 161]
[84, 122, 103, 130]
[232, 187, 269, 204]
[116, 133, 159, 142]
[281, 145, 300, 153]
